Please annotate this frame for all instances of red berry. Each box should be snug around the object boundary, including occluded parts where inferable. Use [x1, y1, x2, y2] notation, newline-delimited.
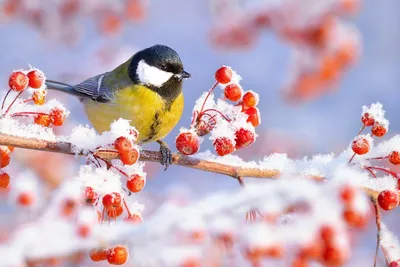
[244, 107, 261, 127]
[61, 198, 78, 217]
[119, 148, 140, 165]
[85, 186, 98, 204]
[351, 137, 370, 155]
[17, 192, 35, 206]
[321, 245, 348, 266]
[291, 257, 309, 267]
[371, 123, 387, 137]
[49, 108, 66, 126]
[242, 91, 259, 107]
[213, 137, 235, 156]
[195, 120, 212, 136]
[126, 174, 146, 193]
[390, 260, 400, 267]
[176, 132, 200, 155]
[27, 69, 45, 89]
[378, 190, 399, 211]
[340, 185, 355, 205]
[34, 114, 51, 127]
[215, 66, 233, 84]
[32, 90, 46, 105]
[124, 213, 143, 224]
[361, 112, 374, 126]
[89, 249, 107, 262]
[234, 128, 255, 149]
[107, 206, 124, 218]
[0, 172, 10, 188]
[224, 84, 242, 102]
[320, 225, 335, 244]
[114, 136, 132, 153]
[389, 151, 400, 165]
[77, 224, 91, 238]
[106, 246, 129, 265]
[0, 148, 11, 168]
[102, 192, 122, 210]
[342, 208, 367, 228]
[9, 71, 29, 92]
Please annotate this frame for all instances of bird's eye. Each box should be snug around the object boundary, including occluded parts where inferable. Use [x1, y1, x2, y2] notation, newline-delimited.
[161, 65, 168, 71]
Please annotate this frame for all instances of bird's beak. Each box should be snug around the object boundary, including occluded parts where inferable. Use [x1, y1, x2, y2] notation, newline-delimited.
[176, 70, 191, 80]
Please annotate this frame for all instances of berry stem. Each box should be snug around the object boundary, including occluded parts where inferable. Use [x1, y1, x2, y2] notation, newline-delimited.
[202, 108, 231, 122]
[123, 199, 132, 217]
[365, 167, 377, 178]
[373, 199, 382, 267]
[365, 166, 398, 178]
[11, 111, 48, 117]
[1, 89, 12, 111]
[367, 156, 389, 161]
[23, 98, 33, 103]
[199, 81, 218, 114]
[4, 91, 24, 115]
[348, 152, 356, 164]
[356, 125, 366, 136]
[94, 154, 129, 178]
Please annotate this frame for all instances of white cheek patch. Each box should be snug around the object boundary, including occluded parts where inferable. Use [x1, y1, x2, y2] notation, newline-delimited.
[136, 60, 174, 87]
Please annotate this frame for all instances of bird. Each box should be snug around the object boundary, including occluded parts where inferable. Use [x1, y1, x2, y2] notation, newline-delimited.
[45, 44, 191, 169]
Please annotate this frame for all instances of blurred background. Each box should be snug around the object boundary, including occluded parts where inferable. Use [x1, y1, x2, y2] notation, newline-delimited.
[0, 0, 399, 266]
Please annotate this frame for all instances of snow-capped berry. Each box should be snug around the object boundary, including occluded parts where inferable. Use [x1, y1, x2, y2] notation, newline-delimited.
[114, 136, 132, 153]
[126, 174, 146, 193]
[213, 137, 235, 156]
[124, 213, 143, 224]
[195, 120, 212, 137]
[371, 123, 387, 137]
[224, 84, 242, 102]
[9, 71, 29, 92]
[49, 108, 66, 126]
[27, 69, 45, 89]
[0, 172, 10, 188]
[102, 192, 122, 210]
[244, 107, 261, 127]
[107, 206, 124, 218]
[34, 114, 51, 127]
[32, 90, 45, 105]
[106, 246, 129, 265]
[242, 91, 259, 107]
[389, 151, 400, 165]
[361, 112, 374, 126]
[234, 128, 255, 149]
[378, 190, 399, 211]
[351, 137, 370, 155]
[0, 148, 11, 168]
[215, 66, 233, 84]
[89, 249, 107, 262]
[176, 132, 200, 155]
[85, 186, 98, 204]
[119, 148, 139, 165]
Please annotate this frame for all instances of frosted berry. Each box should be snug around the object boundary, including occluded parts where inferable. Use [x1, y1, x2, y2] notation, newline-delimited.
[195, 120, 212, 136]
[127, 174, 146, 193]
[107, 206, 124, 218]
[242, 91, 259, 107]
[119, 148, 139, 165]
[32, 90, 46, 105]
[215, 66, 233, 84]
[351, 137, 370, 155]
[102, 192, 122, 210]
[224, 84, 242, 102]
[89, 249, 107, 262]
[371, 123, 387, 137]
[213, 137, 235, 156]
[378, 190, 399, 211]
[0, 172, 10, 188]
[106, 246, 129, 265]
[85, 186, 98, 204]
[389, 151, 400, 165]
[9, 71, 29, 92]
[234, 128, 255, 149]
[0, 148, 11, 168]
[124, 213, 143, 224]
[244, 107, 261, 127]
[34, 114, 51, 127]
[27, 69, 45, 89]
[361, 112, 374, 126]
[49, 108, 66, 126]
[114, 136, 132, 153]
[176, 132, 200, 155]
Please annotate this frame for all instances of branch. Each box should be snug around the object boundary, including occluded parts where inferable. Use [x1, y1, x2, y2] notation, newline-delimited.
[0, 133, 378, 198]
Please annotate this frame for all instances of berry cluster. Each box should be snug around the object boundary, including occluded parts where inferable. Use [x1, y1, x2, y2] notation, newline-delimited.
[2, 0, 147, 43]
[176, 66, 260, 157]
[89, 246, 129, 265]
[209, 0, 361, 102]
[0, 69, 68, 187]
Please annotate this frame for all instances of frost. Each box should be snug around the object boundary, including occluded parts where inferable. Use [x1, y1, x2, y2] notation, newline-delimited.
[362, 102, 389, 128]
[380, 224, 400, 263]
[75, 165, 122, 196]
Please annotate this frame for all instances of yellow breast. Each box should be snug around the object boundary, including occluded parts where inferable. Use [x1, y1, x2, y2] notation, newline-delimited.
[83, 85, 184, 143]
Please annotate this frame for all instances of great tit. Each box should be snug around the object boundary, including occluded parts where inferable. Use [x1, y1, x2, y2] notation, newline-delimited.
[45, 44, 191, 169]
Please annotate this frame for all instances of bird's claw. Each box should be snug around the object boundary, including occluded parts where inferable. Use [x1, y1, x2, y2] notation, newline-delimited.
[158, 141, 172, 170]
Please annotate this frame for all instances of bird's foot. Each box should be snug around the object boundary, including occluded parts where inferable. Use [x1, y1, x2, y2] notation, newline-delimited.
[157, 140, 172, 170]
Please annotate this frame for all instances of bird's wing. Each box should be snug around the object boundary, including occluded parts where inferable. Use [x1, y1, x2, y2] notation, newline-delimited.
[73, 72, 113, 103]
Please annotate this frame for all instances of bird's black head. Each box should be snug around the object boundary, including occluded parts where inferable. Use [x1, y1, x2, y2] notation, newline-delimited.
[128, 45, 190, 103]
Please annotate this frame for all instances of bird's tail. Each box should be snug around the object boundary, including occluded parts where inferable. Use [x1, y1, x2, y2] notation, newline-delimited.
[45, 80, 77, 97]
